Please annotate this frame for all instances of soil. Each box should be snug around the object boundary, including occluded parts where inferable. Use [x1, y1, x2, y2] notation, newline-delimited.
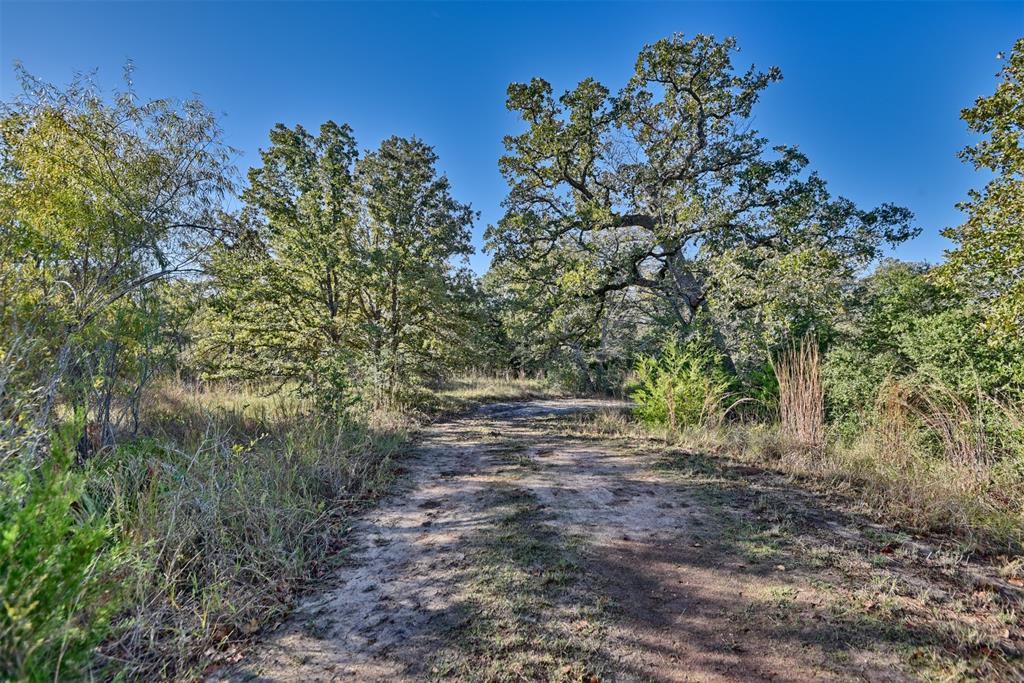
[217, 399, 1023, 682]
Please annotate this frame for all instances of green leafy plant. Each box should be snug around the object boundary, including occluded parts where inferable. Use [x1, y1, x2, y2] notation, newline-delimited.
[0, 419, 120, 682]
[631, 336, 733, 430]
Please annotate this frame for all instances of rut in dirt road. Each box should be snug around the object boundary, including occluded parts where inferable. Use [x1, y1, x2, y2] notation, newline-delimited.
[224, 400, 1022, 682]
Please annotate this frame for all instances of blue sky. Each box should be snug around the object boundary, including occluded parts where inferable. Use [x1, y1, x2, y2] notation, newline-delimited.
[1, 1, 1020, 273]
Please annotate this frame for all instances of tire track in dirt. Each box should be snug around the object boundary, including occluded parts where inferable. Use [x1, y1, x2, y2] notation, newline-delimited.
[220, 400, 614, 681]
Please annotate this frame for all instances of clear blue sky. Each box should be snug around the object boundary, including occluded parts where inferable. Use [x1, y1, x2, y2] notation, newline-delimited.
[2, 1, 1020, 273]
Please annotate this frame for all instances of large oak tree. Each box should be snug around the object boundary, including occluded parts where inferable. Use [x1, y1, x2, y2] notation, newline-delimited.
[486, 34, 916, 367]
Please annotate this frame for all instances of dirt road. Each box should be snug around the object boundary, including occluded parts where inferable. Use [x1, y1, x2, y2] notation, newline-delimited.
[223, 400, 1022, 682]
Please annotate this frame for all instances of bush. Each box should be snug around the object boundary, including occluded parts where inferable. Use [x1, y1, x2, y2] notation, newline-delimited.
[740, 361, 780, 420]
[818, 373, 1023, 549]
[0, 420, 120, 682]
[631, 336, 733, 430]
[823, 262, 1024, 440]
[899, 308, 1024, 398]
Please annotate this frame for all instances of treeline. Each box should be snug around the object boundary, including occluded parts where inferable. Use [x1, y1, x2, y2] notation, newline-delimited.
[1, 73, 491, 457]
[0, 33, 1021, 681]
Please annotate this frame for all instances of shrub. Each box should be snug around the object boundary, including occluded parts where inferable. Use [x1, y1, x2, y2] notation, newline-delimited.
[873, 376, 1024, 468]
[736, 361, 780, 421]
[823, 262, 1024, 440]
[822, 345, 901, 440]
[631, 336, 733, 430]
[0, 419, 120, 682]
[899, 309, 1024, 398]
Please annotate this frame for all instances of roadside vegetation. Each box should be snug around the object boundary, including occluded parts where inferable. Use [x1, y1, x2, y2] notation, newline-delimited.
[1, 33, 1021, 681]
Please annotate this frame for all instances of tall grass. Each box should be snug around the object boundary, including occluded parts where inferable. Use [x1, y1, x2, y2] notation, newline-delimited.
[2, 373, 558, 680]
[1, 379, 408, 681]
[772, 336, 825, 454]
[835, 377, 1024, 548]
[751, 371, 1022, 550]
[572, 376, 1024, 553]
[89, 382, 407, 679]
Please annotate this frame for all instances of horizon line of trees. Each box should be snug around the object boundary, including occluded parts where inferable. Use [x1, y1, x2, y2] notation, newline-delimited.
[0, 33, 1020, 448]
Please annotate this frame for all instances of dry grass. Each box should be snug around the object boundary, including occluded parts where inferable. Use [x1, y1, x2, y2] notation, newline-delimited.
[742, 427, 1019, 552]
[875, 378, 1023, 467]
[772, 336, 825, 454]
[85, 381, 409, 680]
[70, 374, 559, 679]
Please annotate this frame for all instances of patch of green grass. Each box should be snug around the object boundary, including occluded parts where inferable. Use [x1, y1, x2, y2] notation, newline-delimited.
[761, 586, 799, 610]
[806, 545, 840, 569]
[738, 540, 783, 562]
[427, 375, 561, 416]
[716, 516, 795, 564]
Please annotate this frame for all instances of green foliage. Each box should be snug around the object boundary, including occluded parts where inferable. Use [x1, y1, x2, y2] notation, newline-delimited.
[203, 126, 477, 409]
[0, 419, 119, 681]
[199, 121, 361, 401]
[741, 361, 780, 418]
[823, 261, 1024, 436]
[631, 335, 733, 429]
[352, 136, 477, 407]
[900, 309, 1024, 394]
[0, 67, 234, 445]
[936, 38, 1024, 344]
[486, 33, 916, 370]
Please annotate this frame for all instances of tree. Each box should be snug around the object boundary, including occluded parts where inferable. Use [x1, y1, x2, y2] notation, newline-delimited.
[936, 38, 1024, 343]
[0, 66, 233, 450]
[350, 136, 476, 407]
[486, 34, 915, 367]
[203, 128, 476, 409]
[201, 121, 361, 402]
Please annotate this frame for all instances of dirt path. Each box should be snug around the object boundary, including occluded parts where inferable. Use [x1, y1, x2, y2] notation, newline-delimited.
[222, 400, 1022, 682]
